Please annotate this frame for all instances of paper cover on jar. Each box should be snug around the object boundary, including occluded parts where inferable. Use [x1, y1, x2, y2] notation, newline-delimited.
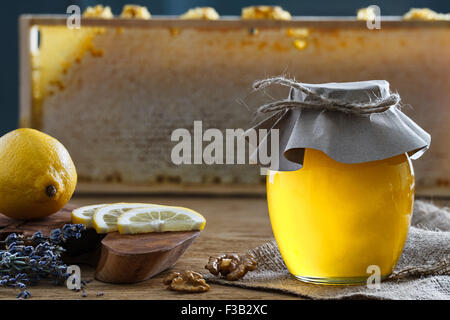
[246, 77, 431, 171]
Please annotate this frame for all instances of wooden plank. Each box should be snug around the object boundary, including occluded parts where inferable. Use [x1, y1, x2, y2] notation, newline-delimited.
[415, 187, 450, 199]
[75, 182, 266, 197]
[22, 14, 450, 29]
[0, 196, 290, 299]
[74, 182, 448, 199]
[0, 196, 447, 299]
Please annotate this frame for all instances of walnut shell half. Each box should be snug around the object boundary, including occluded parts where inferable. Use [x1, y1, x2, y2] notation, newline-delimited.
[164, 270, 210, 293]
[205, 253, 257, 280]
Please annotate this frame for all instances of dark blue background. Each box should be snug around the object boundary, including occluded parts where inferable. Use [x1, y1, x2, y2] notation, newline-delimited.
[1, 0, 449, 135]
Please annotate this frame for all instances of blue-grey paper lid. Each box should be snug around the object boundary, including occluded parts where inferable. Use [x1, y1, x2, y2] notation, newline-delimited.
[247, 79, 431, 171]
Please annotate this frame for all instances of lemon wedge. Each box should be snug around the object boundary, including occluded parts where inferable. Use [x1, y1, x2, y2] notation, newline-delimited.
[117, 206, 206, 234]
[71, 204, 108, 227]
[92, 203, 161, 234]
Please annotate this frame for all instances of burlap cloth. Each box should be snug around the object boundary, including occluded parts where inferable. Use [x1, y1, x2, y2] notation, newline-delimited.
[205, 201, 450, 300]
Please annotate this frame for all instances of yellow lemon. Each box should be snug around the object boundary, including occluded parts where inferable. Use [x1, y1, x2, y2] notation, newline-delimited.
[0, 128, 77, 220]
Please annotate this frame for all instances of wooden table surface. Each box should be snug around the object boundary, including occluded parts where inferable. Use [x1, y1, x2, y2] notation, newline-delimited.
[0, 195, 300, 300]
[1, 195, 447, 300]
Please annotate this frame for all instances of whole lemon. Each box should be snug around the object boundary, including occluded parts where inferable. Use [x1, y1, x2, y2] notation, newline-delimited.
[0, 128, 77, 220]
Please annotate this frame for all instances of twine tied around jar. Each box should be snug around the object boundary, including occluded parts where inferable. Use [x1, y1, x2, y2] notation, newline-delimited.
[253, 77, 401, 115]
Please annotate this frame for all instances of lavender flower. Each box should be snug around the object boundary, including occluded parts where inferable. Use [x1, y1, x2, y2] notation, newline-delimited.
[31, 231, 44, 244]
[0, 224, 86, 299]
[62, 224, 84, 240]
[5, 233, 19, 246]
[17, 290, 31, 299]
[49, 229, 63, 244]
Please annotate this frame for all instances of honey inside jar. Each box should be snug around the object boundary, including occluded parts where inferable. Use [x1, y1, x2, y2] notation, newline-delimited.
[267, 148, 414, 284]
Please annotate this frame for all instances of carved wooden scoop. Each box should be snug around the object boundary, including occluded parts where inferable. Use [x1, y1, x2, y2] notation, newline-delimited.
[95, 230, 200, 283]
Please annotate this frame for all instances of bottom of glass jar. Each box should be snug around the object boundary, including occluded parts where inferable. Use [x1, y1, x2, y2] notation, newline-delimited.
[293, 274, 389, 285]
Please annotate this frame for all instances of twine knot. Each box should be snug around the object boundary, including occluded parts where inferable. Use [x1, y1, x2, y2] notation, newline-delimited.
[253, 77, 400, 115]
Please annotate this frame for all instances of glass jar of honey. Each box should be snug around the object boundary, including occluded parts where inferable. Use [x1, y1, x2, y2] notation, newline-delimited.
[247, 77, 431, 285]
[267, 149, 414, 284]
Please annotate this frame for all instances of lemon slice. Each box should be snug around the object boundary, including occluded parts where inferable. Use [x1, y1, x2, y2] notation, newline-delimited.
[92, 203, 161, 234]
[71, 204, 108, 228]
[117, 206, 206, 234]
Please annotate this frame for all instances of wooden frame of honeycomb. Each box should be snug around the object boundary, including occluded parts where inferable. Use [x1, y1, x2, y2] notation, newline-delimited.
[19, 16, 450, 196]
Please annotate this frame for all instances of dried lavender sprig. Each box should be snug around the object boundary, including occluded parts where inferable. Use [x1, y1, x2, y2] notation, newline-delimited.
[0, 224, 85, 246]
[0, 224, 85, 299]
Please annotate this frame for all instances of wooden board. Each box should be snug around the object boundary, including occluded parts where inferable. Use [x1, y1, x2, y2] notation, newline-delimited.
[0, 205, 75, 238]
[96, 231, 199, 283]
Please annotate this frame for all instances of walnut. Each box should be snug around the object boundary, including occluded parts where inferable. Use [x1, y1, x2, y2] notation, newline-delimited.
[205, 253, 257, 280]
[180, 7, 220, 20]
[163, 270, 210, 293]
[120, 5, 151, 19]
[83, 5, 113, 18]
[356, 7, 378, 21]
[241, 6, 291, 20]
[403, 8, 450, 21]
